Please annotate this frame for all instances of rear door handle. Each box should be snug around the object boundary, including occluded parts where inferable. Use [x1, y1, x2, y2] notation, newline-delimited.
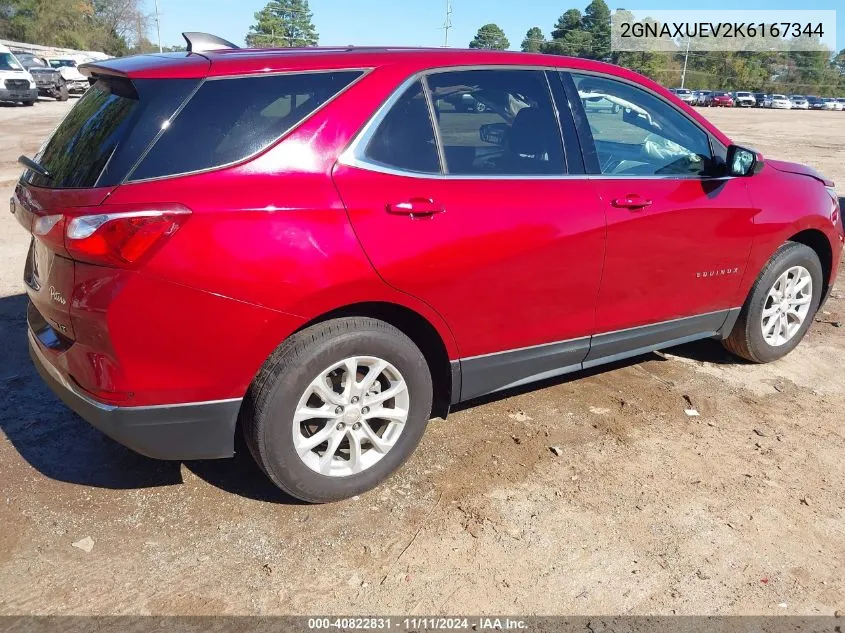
[611, 194, 653, 210]
[386, 198, 445, 218]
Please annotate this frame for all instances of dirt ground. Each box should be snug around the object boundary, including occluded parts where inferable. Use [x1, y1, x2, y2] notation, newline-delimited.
[1, 100, 843, 616]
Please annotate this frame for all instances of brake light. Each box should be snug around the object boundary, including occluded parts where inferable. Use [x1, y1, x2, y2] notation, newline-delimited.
[65, 208, 190, 267]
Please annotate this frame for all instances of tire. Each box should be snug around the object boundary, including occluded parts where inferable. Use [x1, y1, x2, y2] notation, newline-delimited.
[723, 242, 823, 363]
[474, 101, 487, 113]
[56, 81, 69, 101]
[23, 100, 35, 107]
[242, 317, 433, 503]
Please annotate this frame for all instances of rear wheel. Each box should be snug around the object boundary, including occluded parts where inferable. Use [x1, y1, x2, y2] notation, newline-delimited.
[723, 242, 823, 363]
[242, 317, 433, 503]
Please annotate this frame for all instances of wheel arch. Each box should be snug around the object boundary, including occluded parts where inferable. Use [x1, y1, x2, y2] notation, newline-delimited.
[786, 229, 834, 301]
[294, 301, 456, 419]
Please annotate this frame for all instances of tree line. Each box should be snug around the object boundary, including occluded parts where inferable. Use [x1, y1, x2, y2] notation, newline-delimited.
[0, 0, 185, 55]
[471, 0, 845, 95]
[3, 0, 843, 96]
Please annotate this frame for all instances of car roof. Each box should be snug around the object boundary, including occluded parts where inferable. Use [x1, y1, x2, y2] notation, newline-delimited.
[80, 46, 635, 81]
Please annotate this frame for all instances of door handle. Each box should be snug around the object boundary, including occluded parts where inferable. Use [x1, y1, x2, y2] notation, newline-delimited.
[386, 198, 445, 218]
[611, 194, 653, 210]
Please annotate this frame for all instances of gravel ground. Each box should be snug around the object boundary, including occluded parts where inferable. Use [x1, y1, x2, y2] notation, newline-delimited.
[0, 100, 843, 616]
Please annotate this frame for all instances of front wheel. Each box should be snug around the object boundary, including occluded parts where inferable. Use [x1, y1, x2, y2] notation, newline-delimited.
[242, 317, 433, 503]
[723, 242, 823, 363]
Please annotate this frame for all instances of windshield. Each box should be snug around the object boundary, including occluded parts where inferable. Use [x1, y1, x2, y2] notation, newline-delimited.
[48, 59, 76, 68]
[0, 52, 24, 71]
[736, 92, 751, 97]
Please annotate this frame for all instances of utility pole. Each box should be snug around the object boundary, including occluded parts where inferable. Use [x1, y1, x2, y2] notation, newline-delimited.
[442, 0, 452, 47]
[680, 35, 690, 88]
[154, 0, 162, 52]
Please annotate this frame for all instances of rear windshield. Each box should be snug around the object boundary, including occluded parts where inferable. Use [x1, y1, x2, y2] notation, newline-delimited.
[128, 70, 363, 182]
[28, 79, 140, 188]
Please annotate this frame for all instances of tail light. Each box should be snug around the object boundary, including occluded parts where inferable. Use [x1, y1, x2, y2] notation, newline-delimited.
[65, 207, 190, 267]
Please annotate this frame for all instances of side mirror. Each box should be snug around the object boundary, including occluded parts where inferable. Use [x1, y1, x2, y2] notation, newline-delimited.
[726, 145, 763, 177]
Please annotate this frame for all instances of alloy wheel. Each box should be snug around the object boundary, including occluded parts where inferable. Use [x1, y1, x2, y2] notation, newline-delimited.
[761, 265, 813, 347]
[292, 356, 410, 477]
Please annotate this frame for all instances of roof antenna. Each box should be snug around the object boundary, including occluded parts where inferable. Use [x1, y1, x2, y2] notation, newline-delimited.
[182, 32, 240, 53]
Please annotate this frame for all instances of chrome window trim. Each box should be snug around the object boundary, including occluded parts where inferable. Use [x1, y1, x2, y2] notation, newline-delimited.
[125, 67, 373, 185]
[338, 64, 737, 182]
[339, 64, 576, 180]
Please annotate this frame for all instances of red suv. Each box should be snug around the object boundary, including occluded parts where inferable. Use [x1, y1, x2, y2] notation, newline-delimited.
[14, 34, 843, 502]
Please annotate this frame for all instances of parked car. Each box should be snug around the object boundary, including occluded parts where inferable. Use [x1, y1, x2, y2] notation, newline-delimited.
[753, 92, 766, 107]
[695, 90, 713, 106]
[768, 94, 791, 109]
[45, 58, 89, 94]
[733, 91, 756, 107]
[12, 51, 69, 101]
[789, 95, 809, 110]
[14, 35, 844, 502]
[809, 97, 835, 110]
[0, 44, 37, 106]
[671, 88, 697, 105]
[710, 92, 734, 107]
[830, 98, 844, 111]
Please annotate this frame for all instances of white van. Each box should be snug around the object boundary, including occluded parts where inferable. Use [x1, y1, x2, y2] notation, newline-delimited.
[0, 44, 38, 106]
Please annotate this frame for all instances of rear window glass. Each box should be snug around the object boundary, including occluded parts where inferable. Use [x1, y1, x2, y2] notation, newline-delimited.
[28, 79, 140, 188]
[25, 77, 199, 189]
[129, 71, 363, 182]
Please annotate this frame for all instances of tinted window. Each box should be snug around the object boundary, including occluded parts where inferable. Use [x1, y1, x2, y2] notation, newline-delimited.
[428, 70, 565, 176]
[25, 77, 199, 189]
[28, 79, 140, 188]
[573, 73, 712, 177]
[131, 71, 361, 181]
[363, 80, 440, 174]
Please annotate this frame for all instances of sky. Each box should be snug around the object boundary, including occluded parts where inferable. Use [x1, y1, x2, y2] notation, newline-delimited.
[152, 0, 843, 53]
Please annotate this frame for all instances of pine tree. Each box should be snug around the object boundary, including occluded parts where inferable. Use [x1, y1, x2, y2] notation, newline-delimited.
[246, 0, 318, 48]
[469, 24, 510, 51]
[521, 27, 544, 53]
[582, 0, 611, 60]
[551, 9, 582, 40]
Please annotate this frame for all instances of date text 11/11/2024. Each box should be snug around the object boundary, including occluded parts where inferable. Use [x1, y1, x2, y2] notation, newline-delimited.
[307, 618, 528, 630]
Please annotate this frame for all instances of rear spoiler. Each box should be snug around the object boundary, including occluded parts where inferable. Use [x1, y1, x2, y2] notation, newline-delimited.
[79, 52, 211, 80]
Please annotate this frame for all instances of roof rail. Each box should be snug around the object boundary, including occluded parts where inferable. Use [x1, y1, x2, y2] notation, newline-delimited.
[182, 32, 240, 53]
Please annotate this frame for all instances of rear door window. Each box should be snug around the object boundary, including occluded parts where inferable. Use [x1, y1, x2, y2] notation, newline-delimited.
[129, 70, 363, 181]
[427, 69, 565, 176]
[362, 79, 441, 174]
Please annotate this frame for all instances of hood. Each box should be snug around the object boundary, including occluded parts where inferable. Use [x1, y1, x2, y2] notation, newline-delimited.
[56, 66, 86, 81]
[767, 159, 834, 187]
[0, 68, 33, 81]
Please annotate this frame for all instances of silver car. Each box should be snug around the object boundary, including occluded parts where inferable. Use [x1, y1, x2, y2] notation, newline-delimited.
[789, 95, 809, 110]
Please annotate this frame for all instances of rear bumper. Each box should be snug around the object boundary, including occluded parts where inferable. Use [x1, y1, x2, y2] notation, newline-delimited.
[0, 87, 37, 102]
[29, 331, 241, 460]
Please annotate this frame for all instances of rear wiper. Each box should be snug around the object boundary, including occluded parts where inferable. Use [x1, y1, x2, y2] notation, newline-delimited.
[18, 155, 51, 179]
